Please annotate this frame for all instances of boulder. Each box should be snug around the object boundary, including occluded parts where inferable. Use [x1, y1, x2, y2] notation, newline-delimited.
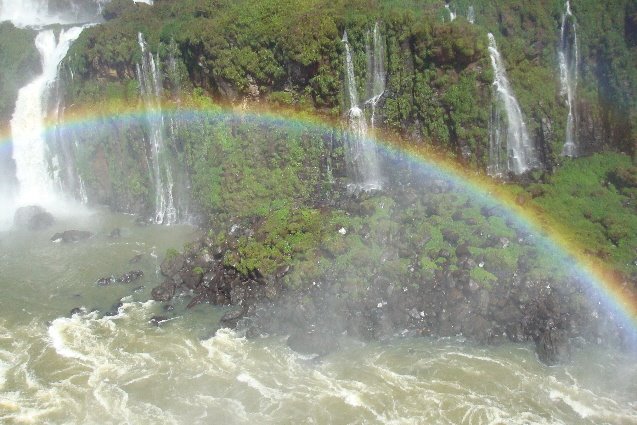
[14, 205, 54, 230]
[117, 270, 144, 283]
[51, 230, 94, 243]
[160, 253, 185, 277]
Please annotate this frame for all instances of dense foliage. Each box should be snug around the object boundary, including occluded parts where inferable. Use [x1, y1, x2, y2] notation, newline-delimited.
[0, 23, 39, 122]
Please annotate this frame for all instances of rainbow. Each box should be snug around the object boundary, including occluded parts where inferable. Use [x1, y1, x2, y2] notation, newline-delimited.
[1, 99, 636, 344]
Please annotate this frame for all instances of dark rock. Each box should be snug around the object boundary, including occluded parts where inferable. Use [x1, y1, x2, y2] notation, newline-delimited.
[456, 243, 472, 258]
[109, 228, 121, 238]
[117, 270, 144, 283]
[221, 307, 247, 327]
[70, 307, 83, 316]
[451, 211, 463, 221]
[442, 229, 460, 244]
[14, 205, 54, 230]
[534, 327, 570, 365]
[149, 315, 170, 326]
[51, 230, 94, 243]
[97, 276, 116, 286]
[160, 254, 185, 277]
[151, 282, 176, 302]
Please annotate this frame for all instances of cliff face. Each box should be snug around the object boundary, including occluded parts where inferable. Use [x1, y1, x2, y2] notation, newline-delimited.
[59, 0, 636, 168]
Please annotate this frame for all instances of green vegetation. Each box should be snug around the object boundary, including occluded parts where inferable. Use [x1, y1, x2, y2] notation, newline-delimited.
[526, 153, 637, 277]
[0, 23, 39, 121]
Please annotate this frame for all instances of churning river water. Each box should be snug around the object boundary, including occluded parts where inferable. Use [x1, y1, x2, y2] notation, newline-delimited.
[0, 210, 636, 425]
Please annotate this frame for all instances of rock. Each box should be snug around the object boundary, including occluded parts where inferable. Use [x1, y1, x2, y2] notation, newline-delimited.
[14, 205, 54, 230]
[221, 307, 247, 327]
[51, 230, 94, 243]
[151, 282, 176, 302]
[442, 229, 460, 244]
[455, 243, 472, 258]
[109, 228, 121, 238]
[160, 253, 185, 277]
[149, 315, 170, 326]
[534, 327, 570, 365]
[69, 307, 83, 316]
[97, 276, 116, 286]
[117, 270, 144, 283]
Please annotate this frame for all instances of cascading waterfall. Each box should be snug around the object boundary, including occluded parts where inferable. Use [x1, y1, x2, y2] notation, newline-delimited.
[342, 30, 382, 191]
[467, 6, 475, 24]
[136, 32, 177, 225]
[10, 27, 85, 208]
[487, 33, 537, 176]
[445, 4, 456, 22]
[0, 0, 107, 28]
[365, 21, 386, 130]
[559, 0, 579, 157]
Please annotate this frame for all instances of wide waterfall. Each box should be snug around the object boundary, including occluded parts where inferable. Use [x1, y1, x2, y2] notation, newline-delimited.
[136, 32, 177, 225]
[559, 0, 579, 157]
[342, 29, 382, 191]
[0, 0, 107, 27]
[10, 27, 85, 209]
[487, 33, 537, 176]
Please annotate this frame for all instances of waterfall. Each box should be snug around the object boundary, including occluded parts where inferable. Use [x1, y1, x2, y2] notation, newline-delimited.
[0, 0, 108, 28]
[559, 0, 579, 157]
[445, 4, 456, 22]
[487, 33, 537, 176]
[365, 22, 386, 130]
[467, 6, 475, 24]
[10, 27, 85, 208]
[342, 30, 382, 191]
[136, 32, 177, 225]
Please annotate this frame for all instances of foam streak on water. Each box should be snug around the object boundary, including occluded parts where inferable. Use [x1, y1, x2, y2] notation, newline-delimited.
[2, 304, 636, 424]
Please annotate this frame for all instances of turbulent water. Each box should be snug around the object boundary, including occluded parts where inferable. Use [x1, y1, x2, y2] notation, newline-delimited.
[0, 211, 635, 424]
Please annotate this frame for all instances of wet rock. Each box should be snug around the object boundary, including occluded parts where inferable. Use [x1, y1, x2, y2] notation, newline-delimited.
[117, 270, 144, 283]
[51, 230, 94, 243]
[151, 282, 176, 302]
[534, 327, 570, 365]
[456, 243, 472, 258]
[109, 228, 121, 238]
[70, 307, 83, 316]
[221, 307, 247, 328]
[97, 276, 116, 286]
[14, 205, 54, 230]
[160, 253, 185, 277]
[149, 315, 170, 326]
[442, 229, 460, 244]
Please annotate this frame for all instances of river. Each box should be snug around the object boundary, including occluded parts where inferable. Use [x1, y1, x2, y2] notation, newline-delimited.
[0, 210, 635, 424]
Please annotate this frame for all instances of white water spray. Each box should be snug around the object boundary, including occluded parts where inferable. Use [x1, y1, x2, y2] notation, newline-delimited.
[487, 33, 537, 176]
[559, 0, 579, 157]
[10, 27, 85, 209]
